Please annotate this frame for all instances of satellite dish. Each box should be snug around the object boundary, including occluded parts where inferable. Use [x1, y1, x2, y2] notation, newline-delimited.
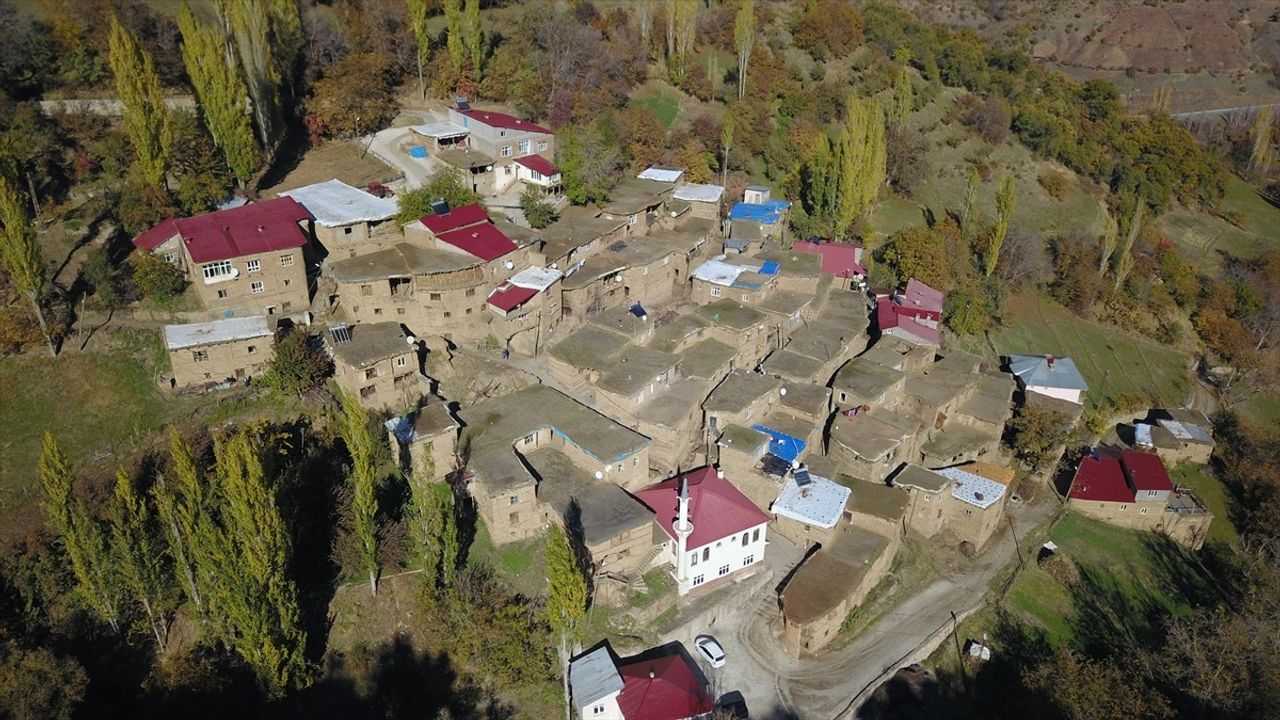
[504, 260, 515, 270]
[594, 471, 603, 480]
[779, 387, 788, 396]
[405, 335, 417, 344]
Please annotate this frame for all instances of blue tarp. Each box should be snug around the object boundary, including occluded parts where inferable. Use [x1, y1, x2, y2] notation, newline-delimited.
[409, 145, 427, 158]
[751, 424, 807, 463]
[728, 199, 791, 225]
[629, 303, 647, 318]
[759, 260, 781, 275]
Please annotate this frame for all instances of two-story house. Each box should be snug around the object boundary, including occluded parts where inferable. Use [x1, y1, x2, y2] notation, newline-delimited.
[447, 103, 555, 194]
[133, 197, 313, 317]
[279, 179, 398, 258]
[326, 322, 425, 412]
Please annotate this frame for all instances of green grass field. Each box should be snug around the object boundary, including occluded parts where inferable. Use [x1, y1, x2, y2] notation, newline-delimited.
[1169, 463, 1240, 548]
[466, 521, 548, 598]
[629, 84, 682, 130]
[1159, 176, 1279, 277]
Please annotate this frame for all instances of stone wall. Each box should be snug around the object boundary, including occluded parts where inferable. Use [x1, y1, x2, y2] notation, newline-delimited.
[168, 336, 272, 388]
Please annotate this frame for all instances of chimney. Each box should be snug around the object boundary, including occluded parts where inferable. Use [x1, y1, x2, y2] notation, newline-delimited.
[1046, 354, 1055, 369]
[649, 671, 655, 679]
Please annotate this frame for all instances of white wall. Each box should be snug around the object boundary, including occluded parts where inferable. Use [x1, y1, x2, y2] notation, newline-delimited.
[1028, 385, 1082, 404]
[576, 692, 623, 720]
[679, 521, 768, 594]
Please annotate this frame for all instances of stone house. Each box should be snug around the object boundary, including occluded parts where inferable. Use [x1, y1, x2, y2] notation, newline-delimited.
[326, 322, 425, 412]
[403, 204, 537, 287]
[789, 240, 867, 292]
[715, 424, 771, 479]
[690, 256, 780, 306]
[598, 178, 672, 237]
[1008, 354, 1089, 406]
[769, 468, 853, 548]
[703, 371, 783, 439]
[279, 179, 398, 259]
[634, 466, 771, 597]
[133, 197, 313, 318]
[1133, 409, 1215, 465]
[537, 206, 629, 270]
[726, 191, 790, 249]
[1067, 449, 1212, 549]
[164, 315, 275, 389]
[486, 266, 564, 356]
[386, 398, 460, 483]
[934, 463, 1012, 549]
[671, 182, 725, 221]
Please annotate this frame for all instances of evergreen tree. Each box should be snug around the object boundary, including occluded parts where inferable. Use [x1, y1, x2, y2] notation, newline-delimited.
[464, 0, 482, 83]
[339, 392, 380, 596]
[0, 176, 55, 357]
[986, 173, 1015, 276]
[109, 468, 171, 646]
[38, 434, 121, 632]
[177, 5, 259, 186]
[405, 0, 430, 99]
[546, 523, 587, 720]
[733, 0, 755, 101]
[107, 16, 173, 188]
[153, 426, 207, 621]
[444, 0, 464, 76]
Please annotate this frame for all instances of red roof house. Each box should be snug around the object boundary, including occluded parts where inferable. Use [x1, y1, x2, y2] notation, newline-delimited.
[458, 108, 552, 135]
[897, 278, 944, 320]
[1119, 450, 1174, 493]
[436, 223, 517, 262]
[487, 284, 539, 313]
[791, 240, 866, 278]
[514, 154, 560, 177]
[132, 197, 312, 263]
[616, 652, 714, 720]
[876, 297, 941, 345]
[419, 203, 490, 234]
[635, 466, 770, 550]
[1068, 453, 1134, 503]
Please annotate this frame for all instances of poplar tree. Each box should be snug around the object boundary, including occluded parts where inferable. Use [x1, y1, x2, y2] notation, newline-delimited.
[223, 0, 281, 150]
[890, 65, 913, 128]
[339, 392, 380, 596]
[720, 116, 734, 189]
[664, 0, 676, 70]
[637, 1, 654, 59]
[405, 0, 430, 99]
[1098, 198, 1118, 277]
[109, 468, 171, 646]
[1249, 106, 1274, 177]
[266, 0, 303, 96]
[464, 0, 482, 83]
[38, 434, 121, 632]
[546, 523, 587, 720]
[445, 0, 464, 76]
[208, 430, 308, 696]
[733, 0, 755, 101]
[177, 5, 259, 186]
[960, 168, 981, 245]
[108, 16, 173, 188]
[832, 98, 886, 237]
[987, 173, 1015, 276]
[0, 176, 55, 357]
[153, 426, 208, 621]
[1114, 198, 1143, 290]
[413, 479, 458, 593]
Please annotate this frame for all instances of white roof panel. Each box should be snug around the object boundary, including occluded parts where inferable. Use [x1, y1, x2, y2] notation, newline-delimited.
[1135, 423, 1155, 448]
[673, 183, 725, 203]
[279, 179, 397, 227]
[772, 473, 851, 529]
[692, 258, 751, 287]
[410, 121, 470, 139]
[637, 167, 684, 183]
[508, 266, 563, 292]
[164, 315, 274, 350]
[938, 466, 1007, 509]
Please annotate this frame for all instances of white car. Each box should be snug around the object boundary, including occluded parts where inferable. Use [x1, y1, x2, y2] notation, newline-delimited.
[695, 634, 726, 668]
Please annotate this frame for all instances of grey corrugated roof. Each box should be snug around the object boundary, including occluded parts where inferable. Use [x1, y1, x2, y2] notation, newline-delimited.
[164, 315, 274, 350]
[569, 645, 623, 708]
[1008, 355, 1089, 391]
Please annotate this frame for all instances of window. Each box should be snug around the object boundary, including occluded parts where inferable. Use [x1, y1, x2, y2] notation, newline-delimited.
[429, 292, 442, 301]
[1140, 507, 1149, 515]
[361, 285, 373, 296]
[1119, 504, 1128, 511]
[742, 293, 749, 302]
[465, 288, 476, 297]
[217, 289, 229, 299]
[465, 308, 472, 315]
[663, 255, 670, 265]
[690, 552, 698, 566]
[250, 281, 265, 294]
[359, 385, 375, 398]
[522, 433, 536, 446]
[592, 706, 605, 716]
[718, 564, 730, 576]
[509, 512, 519, 523]
[280, 254, 294, 267]
[752, 528, 760, 542]
[373, 308, 383, 315]
[702, 548, 710, 562]
[282, 301, 291, 311]
[518, 140, 530, 153]
[365, 368, 377, 380]
[501, 145, 512, 157]
[202, 260, 233, 280]
[192, 350, 208, 362]
[693, 574, 705, 586]
[283, 279, 291, 287]
[742, 534, 749, 547]
[163, 251, 176, 264]
[509, 495, 520, 505]
[343, 226, 353, 235]
[743, 555, 754, 566]
[246, 259, 261, 273]
[395, 356, 407, 368]
[710, 287, 721, 297]
[443, 311, 451, 318]
[247, 345, 257, 355]
[531, 169, 543, 181]
[538, 141, 548, 151]
[629, 214, 638, 226]
[397, 308, 406, 315]
[504, 164, 513, 176]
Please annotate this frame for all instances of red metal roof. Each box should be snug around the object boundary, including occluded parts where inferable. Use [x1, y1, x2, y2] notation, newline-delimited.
[1069, 453, 1135, 503]
[419, 203, 489, 234]
[133, 217, 178, 250]
[436, 223, 516, 262]
[487, 284, 539, 312]
[635, 466, 770, 550]
[515, 154, 560, 176]
[1120, 450, 1174, 492]
[791, 240, 866, 278]
[459, 108, 551, 134]
[133, 197, 312, 263]
[877, 298, 941, 344]
[902, 278, 944, 314]
[616, 653, 714, 720]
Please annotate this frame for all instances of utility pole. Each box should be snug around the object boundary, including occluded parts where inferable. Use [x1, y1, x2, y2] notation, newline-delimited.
[951, 610, 967, 685]
[1007, 514, 1025, 572]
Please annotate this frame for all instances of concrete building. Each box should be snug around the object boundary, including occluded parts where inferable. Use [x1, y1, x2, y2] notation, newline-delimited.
[133, 197, 313, 317]
[790, 240, 867, 291]
[386, 398, 460, 483]
[1067, 449, 1212, 549]
[447, 104, 555, 194]
[279, 179, 398, 258]
[326, 322, 425, 412]
[164, 315, 275, 389]
[634, 466, 770, 596]
[1008, 354, 1089, 405]
[874, 278, 944, 346]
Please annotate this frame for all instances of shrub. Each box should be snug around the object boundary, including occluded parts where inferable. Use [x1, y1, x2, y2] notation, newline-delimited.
[519, 186, 559, 229]
[129, 251, 185, 304]
[265, 325, 332, 396]
[958, 94, 1011, 143]
[1041, 553, 1080, 587]
[1038, 170, 1070, 201]
[1006, 404, 1071, 471]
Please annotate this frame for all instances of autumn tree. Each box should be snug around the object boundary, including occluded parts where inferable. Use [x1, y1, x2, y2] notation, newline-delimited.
[0, 176, 55, 357]
[1005, 405, 1070, 471]
[986, 173, 1015, 276]
[305, 52, 397, 140]
[109, 468, 171, 646]
[878, 225, 952, 290]
[405, 0, 430, 99]
[339, 391, 380, 596]
[1113, 198, 1143, 290]
[107, 16, 172, 188]
[177, 5, 258, 186]
[38, 434, 121, 631]
[1097, 198, 1118, 277]
[1024, 646, 1172, 720]
[129, 250, 185, 304]
[733, 0, 755, 101]
[395, 167, 483, 223]
[264, 324, 332, 396]
[546, 523, 587, 720]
